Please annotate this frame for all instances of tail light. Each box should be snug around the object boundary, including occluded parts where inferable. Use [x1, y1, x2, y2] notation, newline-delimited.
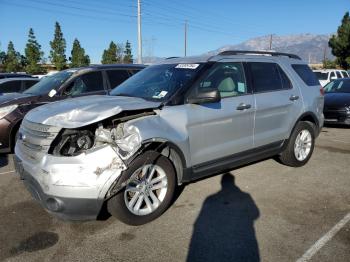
[320, 86, 324, 96]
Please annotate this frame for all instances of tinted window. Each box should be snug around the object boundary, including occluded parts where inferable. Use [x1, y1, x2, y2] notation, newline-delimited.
[249, 62, 284, 92]
[292, 64, 320, 86]
[106, 70, 130, 88]
[129, 69, 141, 76]
[0, 81, 22, 93]
[278, 66, 293, 89]
[24, 80, 38, 89]
[64, 71, 104, 96]
[330, 72, 336, 79]
[324, 79, 350, 93]
[315, 72, 328, 80]
[194, 62, 247, 98]
[336, 71, 342, 78]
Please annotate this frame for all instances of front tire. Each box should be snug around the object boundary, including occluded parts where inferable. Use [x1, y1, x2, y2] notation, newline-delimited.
[107, 151, 176, 225]
[279, 121, 315, 167]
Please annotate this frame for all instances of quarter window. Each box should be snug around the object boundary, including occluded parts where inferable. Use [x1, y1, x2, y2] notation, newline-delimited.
[291, 64, 320, 86]
[249, 62, 290, 92]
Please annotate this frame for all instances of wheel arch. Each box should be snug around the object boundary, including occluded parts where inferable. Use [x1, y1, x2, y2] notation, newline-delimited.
[135, 138, 187, 185]
[290, 112, 320, 138]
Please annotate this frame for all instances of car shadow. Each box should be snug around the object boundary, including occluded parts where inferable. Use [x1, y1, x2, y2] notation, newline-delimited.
[0, 154, 8, 169]
[187, 173, 260, 262]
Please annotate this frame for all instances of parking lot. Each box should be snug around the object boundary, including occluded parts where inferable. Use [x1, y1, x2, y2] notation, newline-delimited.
[0, 126, 349, 262]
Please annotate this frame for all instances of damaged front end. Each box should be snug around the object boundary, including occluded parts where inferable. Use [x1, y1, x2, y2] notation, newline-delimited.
[15, 110, 155, 220]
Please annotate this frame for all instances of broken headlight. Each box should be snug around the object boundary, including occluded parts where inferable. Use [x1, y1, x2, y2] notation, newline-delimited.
[53, 129, 94, 156]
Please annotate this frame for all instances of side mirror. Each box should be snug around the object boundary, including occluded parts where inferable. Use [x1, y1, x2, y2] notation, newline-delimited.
[187, 88, 221, 104]
[330, 76, 337, 80]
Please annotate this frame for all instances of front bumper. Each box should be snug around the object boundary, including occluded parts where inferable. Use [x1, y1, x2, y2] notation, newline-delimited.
[15, 144, 125, 221]
[0, 118, 12, 153]
[324, 110, 350, 125]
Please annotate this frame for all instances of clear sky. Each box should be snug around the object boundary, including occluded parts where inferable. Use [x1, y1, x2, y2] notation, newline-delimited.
[0, 0, 349, 63]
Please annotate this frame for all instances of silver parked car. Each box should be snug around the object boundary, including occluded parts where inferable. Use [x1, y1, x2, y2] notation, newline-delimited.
[14, 51, 324, 225]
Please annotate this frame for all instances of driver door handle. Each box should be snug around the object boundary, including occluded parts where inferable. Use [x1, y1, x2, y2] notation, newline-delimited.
[289, 95, 299, 101]
[236, 103, 252, 110]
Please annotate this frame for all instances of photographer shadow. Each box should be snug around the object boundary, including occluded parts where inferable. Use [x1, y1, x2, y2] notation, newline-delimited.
[187, 173, 260, 262]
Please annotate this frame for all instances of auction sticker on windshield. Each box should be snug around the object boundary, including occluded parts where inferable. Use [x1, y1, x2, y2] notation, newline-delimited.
[175, 64, 200, 69]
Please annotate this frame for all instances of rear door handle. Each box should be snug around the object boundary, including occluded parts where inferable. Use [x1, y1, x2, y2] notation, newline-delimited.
[289, 95, 299, 101]
[236, 103, 252, 110]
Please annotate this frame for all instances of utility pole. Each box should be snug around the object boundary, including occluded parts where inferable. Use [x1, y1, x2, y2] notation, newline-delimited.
[137, 0, 142, 64]
[184, 20, 188, 56]
[323, 43, 327, 63]
[269, 34, 273, 50]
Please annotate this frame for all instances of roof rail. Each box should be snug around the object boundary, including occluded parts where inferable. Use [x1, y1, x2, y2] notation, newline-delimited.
[218, 50, 301, 60]
[165, 56, 180, 60]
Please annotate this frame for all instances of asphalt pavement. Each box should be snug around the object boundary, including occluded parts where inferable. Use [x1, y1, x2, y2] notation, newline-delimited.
[0, 126, 349, 262]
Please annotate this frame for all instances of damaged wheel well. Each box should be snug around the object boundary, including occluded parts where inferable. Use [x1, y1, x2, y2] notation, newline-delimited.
[131, 140, 186, 185]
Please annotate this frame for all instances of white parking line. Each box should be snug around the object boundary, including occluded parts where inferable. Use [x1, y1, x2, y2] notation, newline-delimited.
[296, 212, 350, 262]
[0, 170, 15, 175]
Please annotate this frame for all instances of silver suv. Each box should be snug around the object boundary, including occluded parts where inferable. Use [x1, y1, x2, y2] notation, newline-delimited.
[14, 51, 324, 225]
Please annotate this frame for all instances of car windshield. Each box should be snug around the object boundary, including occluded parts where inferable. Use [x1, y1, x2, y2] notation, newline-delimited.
[324, 79, 350, 93]
[23, 70, 74, 95]
[110, 63, 204, 101]
[314, 72, 328, 80]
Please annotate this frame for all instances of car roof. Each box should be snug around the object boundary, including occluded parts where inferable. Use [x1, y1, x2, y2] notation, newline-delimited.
[69, 64, 146, 72]
[158, 50, 304, 65]
[313, 69, 341, 72]
[0, 77, 39, 83]
[0, 73, 33, 77]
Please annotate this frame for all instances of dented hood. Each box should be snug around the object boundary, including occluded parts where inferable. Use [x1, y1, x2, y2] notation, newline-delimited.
[25, 95, 161, 128]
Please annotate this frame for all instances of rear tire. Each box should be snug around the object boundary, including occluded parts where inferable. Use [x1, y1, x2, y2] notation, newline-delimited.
[279, 121, 315, 167]
[107, 151, 176, 225]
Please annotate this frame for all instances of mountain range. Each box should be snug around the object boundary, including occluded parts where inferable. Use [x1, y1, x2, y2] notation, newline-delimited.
[205, 33, 334, 63]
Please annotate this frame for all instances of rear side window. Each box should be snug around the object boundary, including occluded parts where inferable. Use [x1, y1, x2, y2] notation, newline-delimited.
[64, 71, 104, 96]
[24, 80, 37, 89]
[106, 70, 130, 88]
[336, 71, 342, 78]
[291, 64, 319, 86]
[249, 62, 291, 92]
[0, 81, 22, 93]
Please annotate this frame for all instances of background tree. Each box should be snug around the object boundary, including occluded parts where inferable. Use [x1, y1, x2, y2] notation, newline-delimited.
[49, 22, 67, 70]
[69, 38, 90, 67]
[123, 40, 133, 63]
[3, 41, 22, 72]
[101, 41, 123, 64]
[25, 28, 43, 74]
[323, 59, 337, 69]
[329, 12, 350, 69]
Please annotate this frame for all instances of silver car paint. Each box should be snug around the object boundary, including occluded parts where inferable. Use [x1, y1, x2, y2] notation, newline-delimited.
[25, 95, 161, 128]
[15, 54, 324, 217]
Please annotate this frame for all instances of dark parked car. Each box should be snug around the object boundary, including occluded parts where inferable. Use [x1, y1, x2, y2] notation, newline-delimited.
[0, 64, 145, 153]
[0, 73, 35, 79]
[0, 77, 40, 94]
[323, 78, 350, 125]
